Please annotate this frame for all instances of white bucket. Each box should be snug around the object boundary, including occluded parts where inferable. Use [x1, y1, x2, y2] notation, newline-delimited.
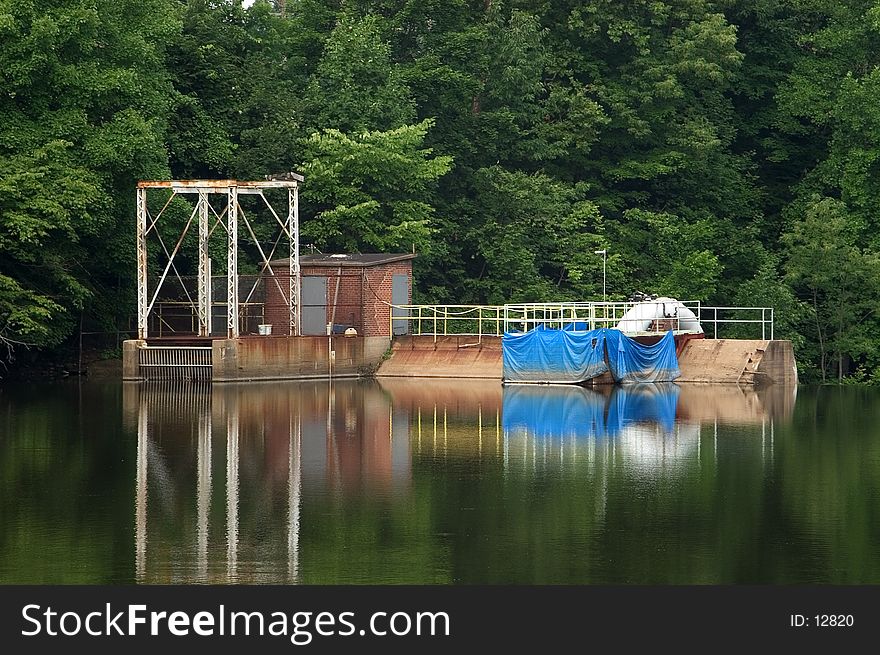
[257, 324, 272, 336]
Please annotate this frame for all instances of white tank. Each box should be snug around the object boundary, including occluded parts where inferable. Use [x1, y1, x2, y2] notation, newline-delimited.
[614, 297, 703, 333]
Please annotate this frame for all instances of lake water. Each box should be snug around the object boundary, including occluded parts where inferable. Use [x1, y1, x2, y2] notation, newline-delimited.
[1, 379, 878, 584]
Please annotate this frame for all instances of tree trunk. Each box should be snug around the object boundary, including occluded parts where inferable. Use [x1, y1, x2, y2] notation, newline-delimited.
[813, 289, 826, 382]
[838, 303, 845, 382]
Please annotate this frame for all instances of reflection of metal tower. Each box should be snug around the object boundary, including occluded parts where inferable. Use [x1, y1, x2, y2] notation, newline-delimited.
[135, 178, 303, 339]
[289, 412, 302, 583]
[197, 403, 212, 583]
[129, 382, 304, 584]
[135, 398, 148, 583]
[225, 390, 239, 582]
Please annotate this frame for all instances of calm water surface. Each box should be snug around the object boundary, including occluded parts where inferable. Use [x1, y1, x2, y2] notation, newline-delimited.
[1, 379, 879, 584]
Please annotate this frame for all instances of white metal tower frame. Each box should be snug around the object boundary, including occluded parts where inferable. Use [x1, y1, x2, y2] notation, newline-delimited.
[135, 178, 303, 340]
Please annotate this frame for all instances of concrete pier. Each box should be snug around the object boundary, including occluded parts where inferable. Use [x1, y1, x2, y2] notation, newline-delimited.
[123, 334, 797, 385]
[676, 339, 798, 386]
[375, 335, 798, 386]
[376, 335, 503, 379]
[123, 336, 390, 382]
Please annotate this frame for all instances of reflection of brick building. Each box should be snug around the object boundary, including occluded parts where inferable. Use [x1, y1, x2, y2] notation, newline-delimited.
[265, 254, 415, 337]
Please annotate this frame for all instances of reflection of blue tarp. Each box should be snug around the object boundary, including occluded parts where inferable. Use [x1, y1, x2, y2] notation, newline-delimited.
[502, 385, 606, 438]
[502, 383, 680, 439]
[502, 328, 608, 384]
[603, 329, 680, 384]
[502, 328, 680, 384]
[605, 383, 679, 434]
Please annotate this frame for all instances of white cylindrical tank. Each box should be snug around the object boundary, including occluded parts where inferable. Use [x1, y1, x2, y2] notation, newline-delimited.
[614, 297, 703, 333]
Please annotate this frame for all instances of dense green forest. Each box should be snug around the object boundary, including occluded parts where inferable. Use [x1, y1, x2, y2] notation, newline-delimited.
[1, 0, 879, 382]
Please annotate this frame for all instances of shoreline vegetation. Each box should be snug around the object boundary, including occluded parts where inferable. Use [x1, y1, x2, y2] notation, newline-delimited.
[2, 1, 879, 384]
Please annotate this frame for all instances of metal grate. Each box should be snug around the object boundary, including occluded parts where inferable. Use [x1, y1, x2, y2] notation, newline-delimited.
[138, 346, 213, 381]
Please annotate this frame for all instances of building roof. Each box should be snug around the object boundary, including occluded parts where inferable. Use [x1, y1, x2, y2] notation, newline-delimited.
[270, 253, 417, 268]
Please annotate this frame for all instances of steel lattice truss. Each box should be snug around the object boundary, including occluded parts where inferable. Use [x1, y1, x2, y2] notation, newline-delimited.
[135, 178, 303, 339]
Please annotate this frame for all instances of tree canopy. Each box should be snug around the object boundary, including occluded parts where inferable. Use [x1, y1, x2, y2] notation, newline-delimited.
[1, 0, 879, 381]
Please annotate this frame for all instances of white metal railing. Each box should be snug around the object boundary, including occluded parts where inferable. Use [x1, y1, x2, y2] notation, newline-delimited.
[696, 306, 774, 341]
[391, 305, 506, 340]
[502, 300, 703, 334]
[390, 302, 774, 341]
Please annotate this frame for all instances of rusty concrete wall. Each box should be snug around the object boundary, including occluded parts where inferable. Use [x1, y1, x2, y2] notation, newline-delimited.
[379, 335, 798, 385]
[377, 335, 504, 379]
[126, 334, 797, 385]
[212, 335, 390, 382]
[122, 339, 145, 381]
[756, 340, 799, 386]
[677, 339, 798, 386]
[677, 339, 768, 383]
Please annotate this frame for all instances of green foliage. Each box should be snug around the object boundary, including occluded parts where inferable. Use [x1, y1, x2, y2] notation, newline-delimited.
[657, 250, 724, 301]
[1, 0, 879, 380]
[784, 197, 880, 381]
[306, 14, 415, 133]
[300, 120, 452, 253]
[0, 0, 178, 350]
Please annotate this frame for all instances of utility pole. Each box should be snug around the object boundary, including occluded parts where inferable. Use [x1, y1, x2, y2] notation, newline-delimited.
[594, 249, 607, 302]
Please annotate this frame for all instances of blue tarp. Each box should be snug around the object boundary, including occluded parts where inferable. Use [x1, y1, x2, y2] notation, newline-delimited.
[603, 329, 680, 384]
[502, 328, 608, 384]
[563, 321, 590, 331]
[502, 328, 680, 384]
[502, 383, 680, 440]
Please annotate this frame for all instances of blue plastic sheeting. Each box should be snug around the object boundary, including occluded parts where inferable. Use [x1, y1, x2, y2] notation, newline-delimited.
[502, 385, 607, 439]
[502, 328, 608, 384]
[563, 321, 591, 331]
[502, 327, 679, 384]
[605, 383, 679, 434]
[603, 329, 680, 384]
[502, 383, 680, 440]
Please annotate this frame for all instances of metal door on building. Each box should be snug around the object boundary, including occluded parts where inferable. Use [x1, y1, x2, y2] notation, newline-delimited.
[302, 276, 328, 335]
[391, 274, 409, 335]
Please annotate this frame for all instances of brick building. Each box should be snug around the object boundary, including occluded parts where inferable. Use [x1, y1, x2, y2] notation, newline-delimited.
[265, 253, 415, 337]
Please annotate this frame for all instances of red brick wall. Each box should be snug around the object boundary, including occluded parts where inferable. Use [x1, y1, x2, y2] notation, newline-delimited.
[317, 267, 364, 333]
[264, 261, 411, 337]
[361, 262, 412, 337]
[263, 270, 294, 335]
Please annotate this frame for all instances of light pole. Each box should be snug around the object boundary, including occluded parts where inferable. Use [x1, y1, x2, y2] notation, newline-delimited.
[594, 249, 607, 302]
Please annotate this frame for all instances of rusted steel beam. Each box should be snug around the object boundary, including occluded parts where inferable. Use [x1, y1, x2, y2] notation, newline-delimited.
[290, 186, 300, 336]
[136, 188, 148, 339]
[197, 191, 211, 337]
[227, 187, 239, 338]
[137, 178, 302, 190]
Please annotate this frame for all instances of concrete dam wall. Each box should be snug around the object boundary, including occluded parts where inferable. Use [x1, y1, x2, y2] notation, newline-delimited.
[124, 334, 797, 385]
[376, 335, 798, 386]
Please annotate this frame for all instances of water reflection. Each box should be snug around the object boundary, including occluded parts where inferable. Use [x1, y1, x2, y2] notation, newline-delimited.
[126, 381, 412, 583]
[502, 384, 707, 473]
[126, 379, 795, 583]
